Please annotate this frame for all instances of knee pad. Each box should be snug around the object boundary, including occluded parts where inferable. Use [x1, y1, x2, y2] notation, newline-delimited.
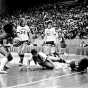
[7, 54, 13, 61]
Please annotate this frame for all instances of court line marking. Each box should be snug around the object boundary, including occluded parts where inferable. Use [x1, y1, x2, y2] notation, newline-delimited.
[3, 54, 86, 88]
[5, 71, 81, 88]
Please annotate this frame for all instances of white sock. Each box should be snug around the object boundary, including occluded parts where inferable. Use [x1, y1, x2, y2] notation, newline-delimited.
[23, 53, 32, 66]
[0, 58, 8, 70]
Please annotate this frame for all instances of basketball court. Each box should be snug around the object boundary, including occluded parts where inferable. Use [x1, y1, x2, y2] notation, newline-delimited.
[0, 39, 88, 88]
[0, 52, 88, 88]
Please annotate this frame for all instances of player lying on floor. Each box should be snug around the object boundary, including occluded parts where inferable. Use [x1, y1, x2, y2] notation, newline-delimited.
[30, 49, 54, 70]
[0, 22, 17, 74]
[20, 48, 88, 73]
[20, 49, 67, 71]
[69, 57, 88, 73]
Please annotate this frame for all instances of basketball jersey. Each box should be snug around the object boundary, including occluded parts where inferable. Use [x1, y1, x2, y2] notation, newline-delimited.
[37, 52, 47, 63]
[16, 25, 30, 41]
[45, 27, 57, 42]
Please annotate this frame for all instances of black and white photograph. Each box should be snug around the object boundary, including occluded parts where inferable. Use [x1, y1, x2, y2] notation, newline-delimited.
[0, 0, 88, 88]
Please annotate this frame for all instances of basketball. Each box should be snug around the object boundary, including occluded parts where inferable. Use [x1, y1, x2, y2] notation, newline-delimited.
[13, 37, 21, 47]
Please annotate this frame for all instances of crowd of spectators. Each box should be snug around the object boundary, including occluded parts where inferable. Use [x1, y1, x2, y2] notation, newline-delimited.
[1, 4, 88, 39]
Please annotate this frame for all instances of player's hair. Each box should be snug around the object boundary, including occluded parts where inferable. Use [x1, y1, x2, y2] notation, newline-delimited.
[3, 22, 17, 38]
[31, 49, 37, 55]
[77, 57, 88, 71]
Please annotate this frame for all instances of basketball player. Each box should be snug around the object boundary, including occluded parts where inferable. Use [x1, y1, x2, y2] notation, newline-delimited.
[0, 22, 16, 73]
[44, 20, 58, 56]
[69, 57, 88, 73]
[44, 20, 57, 45]
[31, 49, 54, 70]
[16, 18, 31, 66]
[20, 47, 67, 71]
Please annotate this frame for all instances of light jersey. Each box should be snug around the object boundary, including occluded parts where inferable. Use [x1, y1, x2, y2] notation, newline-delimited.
[36, 52, 47, 63]
[16, 25, 30, 41]
[45, 27, 57, 42]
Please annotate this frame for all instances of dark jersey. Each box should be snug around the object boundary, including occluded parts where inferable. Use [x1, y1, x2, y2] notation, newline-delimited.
[32, 52, 47, 64]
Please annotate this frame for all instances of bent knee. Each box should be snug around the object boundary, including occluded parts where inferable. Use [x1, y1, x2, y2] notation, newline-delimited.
[7, 54, 13, 61]
[48, 63, 54, 69]
[44, 61, 54, 70]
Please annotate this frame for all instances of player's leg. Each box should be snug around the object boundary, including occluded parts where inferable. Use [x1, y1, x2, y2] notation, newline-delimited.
[38, 52, 54, 69]
[19, 53, 33, 71]
[0, 46, 13, 73]
[19, 54, 24, 65]
[23, 53, 33, 66]
[48, 55, 66, 63]
[18, 43, 25, 65]
[39, 59, 54, 70]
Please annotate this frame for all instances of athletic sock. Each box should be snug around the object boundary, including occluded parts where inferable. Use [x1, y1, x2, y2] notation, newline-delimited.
[0, 58, 8, 71]
[19, 54, 24, 64]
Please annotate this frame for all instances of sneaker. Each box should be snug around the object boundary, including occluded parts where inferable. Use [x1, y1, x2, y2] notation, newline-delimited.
[4, 66, 10, 71]
[18, 63, 24, 67]
[0, 69, 8, 74]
